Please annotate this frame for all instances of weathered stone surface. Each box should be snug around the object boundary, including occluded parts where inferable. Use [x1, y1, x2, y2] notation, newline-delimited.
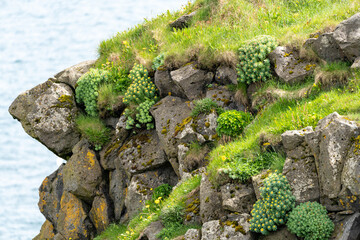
[124, 165, 178, 220]
[116, 130, 167, 175]
[99, 136, 127, 170]
[115, 115, 129, 140]
[251, 170, 270, 200]
[304, 33, 346, 62]
[341, 138, 360, 197]
[33, 220, 55, 240]
[333, 13, 360, 62]
[63, 140, 103, 202]
[38, 164, 65, 229]
[170, 64, 213, 100]
[52, 234, 66, 240]
[351, 57, 360, 69]
[155, 68, 186, 98]
[89, 193, 114, 234]
[57, 191, 94, 240]
[220, 183, 256, 213]
[138, 221, 164, 240]
[200, 173, 223, 223]
[215, 66, 238, 85]
[109, 167, 128, 221]
[184, 186, 201, 225]
[206, 86, 245, 111]
[201, 220, 222, 240]
[281, 127, 314, 152]
[333, 212, 360, 240]
[150, 96, 192, 158]
[169, 12, 196, 30]
[9, 79, 80, 158]
[54, 60, 96, 89]
[178, 144, 189, 178]
[184, 228, 201, 240]
[269, 46, 315, 85]
[258, 227, 297, 240]
[283, 156, 320, 203]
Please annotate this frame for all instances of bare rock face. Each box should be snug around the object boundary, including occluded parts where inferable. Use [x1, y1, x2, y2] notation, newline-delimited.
[351, 57, 360, 69]
[9, 79, 80, 158]
[258, 227, 297, 240]
[333, 212, 360, 240]
[155, 68, 187, 99]
[184, 186, 201, 226]
[200, 173, 223, 223]
[170, 63, 213, 100]
[333, 13, 360, 62]
[54, 60, 95, 89]
[214, 66, 238, 85]
[89, 192, 114, 234]
[268, 46, 315, 85]
[63, 140, 103, 202]
[184, 228, 201, 240]
[137, 221, 164, 240]
[220, 183, 256, 213]
[206, 86, 245, 111]
[109, 167, 128, 221]
[115, 130, 167, 176]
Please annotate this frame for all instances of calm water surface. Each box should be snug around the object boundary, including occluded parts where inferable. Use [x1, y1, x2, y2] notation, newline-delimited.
[0, 1, 188, 239]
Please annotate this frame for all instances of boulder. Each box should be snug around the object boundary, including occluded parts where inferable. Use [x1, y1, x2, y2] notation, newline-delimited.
[281, 127, 314, 152]
[201, 220, 222, 240]
[304, 33, 346, 62]
[333, 212, 360, 240]
[54, 60, 96, 89]
[89, 193, 114, 234]
[99, 136, 127, 170]
[154, 68, 186, 98]
[178, 144, 190, 178]
[9, 79, 80, 158]
[214, 66, 238, 85]
[268, 46, 316, 85]
[56, 191, 95, 239]
[220, 183, 256, 213]
[206, 86, 245, 111]
[124, 165, 178, 220]
[184, 187, 201, 225]
[63, 140, 103, 202]
[150, 96, 192, 158]
[351, 57, 360, 69]
[33, 220, 56, 240]
[170, 63, 213, 100]
[184, 229, 201, 240]
[201, 217, 252, 240]
[115, 115, 129, 140]
[200, 173, 223, 223]
[116, 130, 167, 175]
[333, 13, 360, 62]
[38, 164, 65, 229]
[137, 221, 164, 240]
[169, 12, 196, 30]
[109, 167, 128, 221]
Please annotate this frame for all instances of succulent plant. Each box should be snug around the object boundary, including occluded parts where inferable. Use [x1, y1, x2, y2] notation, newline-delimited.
[216, 110, 253, 138]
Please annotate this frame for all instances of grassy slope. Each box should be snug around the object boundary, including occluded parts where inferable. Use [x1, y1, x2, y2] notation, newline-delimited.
[94, 0, 360, 239]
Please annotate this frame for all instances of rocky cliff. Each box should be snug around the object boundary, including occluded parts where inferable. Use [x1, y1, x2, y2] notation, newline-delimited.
[9, 12, 360, 240]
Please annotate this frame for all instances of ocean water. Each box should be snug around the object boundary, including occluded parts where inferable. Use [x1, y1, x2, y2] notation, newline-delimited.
[0, 0, 188, 239]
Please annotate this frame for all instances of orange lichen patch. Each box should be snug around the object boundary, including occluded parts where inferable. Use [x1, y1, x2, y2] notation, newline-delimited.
[90, 197, 109, 231]
[85, 151, 96, 168]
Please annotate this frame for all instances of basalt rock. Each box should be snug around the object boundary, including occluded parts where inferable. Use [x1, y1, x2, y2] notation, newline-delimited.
[214, 66, 238, 85]
[169, 12, 196, 30]
[109, 167, 128, 221]
[184, 228, 201, 240]
[220, 182, 256, 214]
[206, 86, 245, 111]
[89, 191, 114, 234]
[137, 221, 164, 240]
[33, 220, 56, 240]
[154, 68, 187, 99]
[200, 173, 223, 223]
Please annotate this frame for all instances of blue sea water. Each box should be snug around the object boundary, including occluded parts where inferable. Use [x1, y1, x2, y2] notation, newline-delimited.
[0, 1, 188, 239]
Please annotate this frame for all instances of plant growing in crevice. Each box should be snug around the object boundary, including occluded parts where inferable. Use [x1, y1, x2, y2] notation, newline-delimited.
[191, 98, 224, 117]
[216, 110, 253, 138]
[152, 53, 165, 71]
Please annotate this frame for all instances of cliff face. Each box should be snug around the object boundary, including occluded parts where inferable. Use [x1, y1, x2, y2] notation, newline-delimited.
[8, 13, 360, 240]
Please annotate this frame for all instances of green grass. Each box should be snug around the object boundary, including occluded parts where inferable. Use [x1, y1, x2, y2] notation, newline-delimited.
[96, 0, 360, 71]
[190, 97, 223, 117]
[94, 175, 201, 240]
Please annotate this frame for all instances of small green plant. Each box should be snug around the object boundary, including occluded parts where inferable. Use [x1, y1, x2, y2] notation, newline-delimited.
[152, 53, 165, 71]
[101, 61, 132, 94]
[75, 68, 110, 117]
[287, 201, 334, 240]
[249, 172, 295, 235]
[157, 205, 185, 239]
[237, 35, 277, 84]
[152, 184, 173, 202]
[216, 110, 253, 138]
[76, 115, 111, 151]
[191, 98, 224, 117]
[123, 99, 155, 130]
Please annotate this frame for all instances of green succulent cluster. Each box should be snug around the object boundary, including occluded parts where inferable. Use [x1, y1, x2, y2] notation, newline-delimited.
[152, 53, 165, 71]
[250, 172, 295, 235]
[237, 35, 277, 84]
[123, 63, 159, 104]
[124, 99, 155, 130]
[287, 202, 334, 240]
[75, 68, 110, 116]
[216, 110, 253, 138]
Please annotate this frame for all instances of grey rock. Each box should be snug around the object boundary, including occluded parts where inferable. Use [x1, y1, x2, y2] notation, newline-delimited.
[54, 60, 95, 89]
[333, 13, 360, 62]
[315, 112, 341, 131]
[184, 229, 201, 240]
[109, 167, 128, 221]
[89, 193, 114, 234]
[154, 68, 186, 99]
[251, 170, 270, 200]
[215, 66, 238, 85]
[63, 140, 103, 202]
[115, 130, 167, 175]
[201, 220, 222, 240]
[115, 115, 129, 140]
[38, 164, 65, 230]
[33, 219, 56, 240]
[150, 96, 192, 158]
[206, 86, 245, 111]
[269, 46, 316, 85]
[178, 144, 190, 178]
[341, 139, 360, 196]
[184, 187, 201, 226]
[283, 156, 320, 203]
[334, 212, 360, 240]
[304, 33, 346, 62]
[170, 63, 213, 100]
[9, 79, 80, 158]
[169, 12, 196, 30]
[351, 57, 360, 69]
[220, 183, 256, 213]
[99, 135, 127, 170]
[124, 165, 178, 220]
[281, 127, 314, 152]
[53, 234, 66, 240]
[137, 221, 164, 240]
[258, 227, 297, 240]
[200, 173, 223, 223]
